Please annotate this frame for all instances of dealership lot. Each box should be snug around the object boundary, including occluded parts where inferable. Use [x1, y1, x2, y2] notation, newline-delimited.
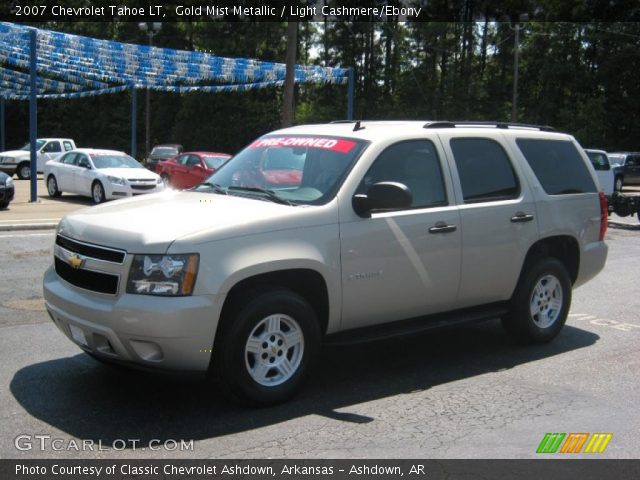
[0, 218, 637, 459]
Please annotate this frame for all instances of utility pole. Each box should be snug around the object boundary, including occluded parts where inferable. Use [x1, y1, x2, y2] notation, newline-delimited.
[282, 21, 298, 127]
[511, 23, 520, 122]
[138, 22, 162, 161]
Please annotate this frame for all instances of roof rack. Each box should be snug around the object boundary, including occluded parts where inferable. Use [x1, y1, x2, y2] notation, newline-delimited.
[423, 121, 555, 132]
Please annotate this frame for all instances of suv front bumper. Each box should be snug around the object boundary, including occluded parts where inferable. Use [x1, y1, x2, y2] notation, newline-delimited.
[43, 266, 221, 372]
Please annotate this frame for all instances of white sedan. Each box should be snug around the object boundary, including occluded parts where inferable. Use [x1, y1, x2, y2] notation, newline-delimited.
[44, 149, 164, 203]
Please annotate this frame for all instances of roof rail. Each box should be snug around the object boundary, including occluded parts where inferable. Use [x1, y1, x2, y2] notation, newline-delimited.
[423, 121, 555, 132]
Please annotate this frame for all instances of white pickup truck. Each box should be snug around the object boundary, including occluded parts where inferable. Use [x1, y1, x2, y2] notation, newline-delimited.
[0, 138, 76, 179]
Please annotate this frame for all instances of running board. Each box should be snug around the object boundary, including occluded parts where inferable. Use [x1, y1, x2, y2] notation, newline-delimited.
[324, 304, 509, 346]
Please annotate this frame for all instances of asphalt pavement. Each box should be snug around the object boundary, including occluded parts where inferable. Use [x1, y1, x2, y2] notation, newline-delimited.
[0, 217, 638, 459]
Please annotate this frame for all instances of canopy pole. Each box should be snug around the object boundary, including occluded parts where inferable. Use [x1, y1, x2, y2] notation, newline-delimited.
[347, 68, 354, 120]
[0, 97, 5, 151]
[131, 86, 137, 159]
[29, 28, 38, 202]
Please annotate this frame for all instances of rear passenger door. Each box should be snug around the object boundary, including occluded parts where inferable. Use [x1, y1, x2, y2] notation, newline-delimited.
[438, 133, 540, 308]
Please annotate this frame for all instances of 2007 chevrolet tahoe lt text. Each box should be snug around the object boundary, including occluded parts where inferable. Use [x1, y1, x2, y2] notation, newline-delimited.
[43, 121, 608, 405]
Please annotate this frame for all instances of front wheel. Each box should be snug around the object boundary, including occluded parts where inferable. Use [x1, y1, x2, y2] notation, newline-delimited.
[502, 257, 571, 344]
[212, 288, 320, 405]
[160, 173, 171, 186]
[17, 162, 31, 180]
[91, 181, 106, 204]
[47, 175, 62, 197]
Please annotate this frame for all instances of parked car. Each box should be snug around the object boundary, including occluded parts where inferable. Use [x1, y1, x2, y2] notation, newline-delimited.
[0, 138, 76, 179]
[145, 144, 183, 172]
[607, 152, 640, 190]
[44, 148, 164, 204]
[0, 171, 14, 209]
[156, 152, 231, 189]
[44, 121, 608, 405]
[584, 149, 614, 195]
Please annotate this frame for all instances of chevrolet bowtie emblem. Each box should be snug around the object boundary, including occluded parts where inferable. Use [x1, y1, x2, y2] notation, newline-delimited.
[67, 253, 85, 269]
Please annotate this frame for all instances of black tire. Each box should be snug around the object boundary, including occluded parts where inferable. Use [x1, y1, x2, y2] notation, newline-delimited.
[91, 181, 106, 204]
[161, 173, 171, 186]
[502, 257, 571, 344]
[0, 201, 8, 210]
[17, 162, 31, 180]
[212, 287, 320, 406]
[46, 175, 62, 197]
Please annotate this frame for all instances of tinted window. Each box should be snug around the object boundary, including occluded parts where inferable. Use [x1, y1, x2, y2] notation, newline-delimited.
[357, 140, 446, 209]
[43, 142, 62, 153]
[516, 139, 596, 195]
[61, 153, 78, 165]
[450, 138, 519, 203]
[176, 155, 190, 166]
[186, 155, 201, 167]
[586, 151, 610, 171]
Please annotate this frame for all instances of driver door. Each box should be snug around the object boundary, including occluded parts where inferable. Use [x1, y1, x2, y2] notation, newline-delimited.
[38, 141, 62, 172]
[340, 139, 462, 329]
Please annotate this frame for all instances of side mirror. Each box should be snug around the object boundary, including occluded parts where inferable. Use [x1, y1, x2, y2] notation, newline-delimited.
[352, 181, 412, 217]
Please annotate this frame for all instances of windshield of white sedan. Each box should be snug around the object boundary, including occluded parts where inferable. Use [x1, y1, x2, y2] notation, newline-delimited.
[197, 136, 366, 205]
[91, 155, 143, 169]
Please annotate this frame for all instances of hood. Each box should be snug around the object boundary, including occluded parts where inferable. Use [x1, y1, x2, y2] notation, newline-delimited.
[57, 190, 334, 253]
[98, 167, 159, 180]
[0, 150, 29, 159]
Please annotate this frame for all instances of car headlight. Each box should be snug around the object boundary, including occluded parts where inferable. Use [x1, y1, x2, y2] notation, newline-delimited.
[5, 176, 13, 186]
[126, 254, 199, 296]
[107, 176, 126, 186]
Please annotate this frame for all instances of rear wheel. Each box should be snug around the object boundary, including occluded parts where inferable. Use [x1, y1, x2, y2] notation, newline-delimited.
[161, 173, 171, 186]
[0, 201, 8, 210]
[47, 175, 62, 197]
[17, 162, 31, 180]
[212, 288, 320, 405]
[91, 181, 106, 204]
[502, 257, 571, 344]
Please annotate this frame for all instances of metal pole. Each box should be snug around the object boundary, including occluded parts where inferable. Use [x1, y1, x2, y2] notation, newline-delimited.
[0, 97, 5, 151]
[145, 35, 151, 160]
[511, 23, 520, 123]
[131, 86, 137, 159]
[347, 68, 354, 120]
[29, 28, 38, 202]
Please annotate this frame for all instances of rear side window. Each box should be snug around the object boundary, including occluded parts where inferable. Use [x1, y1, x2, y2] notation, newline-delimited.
[450, 138, 520, 203]
[516, 139, 596, 195]
[586, 151, 610, 171]
[63, 141, 73, 152]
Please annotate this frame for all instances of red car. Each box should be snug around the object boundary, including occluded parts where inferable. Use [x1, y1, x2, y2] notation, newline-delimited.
[156, 152, 231, 189]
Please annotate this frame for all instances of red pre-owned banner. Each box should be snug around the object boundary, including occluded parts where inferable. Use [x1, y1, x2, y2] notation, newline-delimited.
[249, 137, 357, 153]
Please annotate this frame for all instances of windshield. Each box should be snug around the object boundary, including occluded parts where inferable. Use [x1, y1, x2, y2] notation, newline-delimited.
[203, 156, 230, 169]
[607, 154, 625, 166]
[91, 154, 143, 169]
[20, 140, 46, 151]
[151, 147, 178, 156]
[196, 135, 367, 205]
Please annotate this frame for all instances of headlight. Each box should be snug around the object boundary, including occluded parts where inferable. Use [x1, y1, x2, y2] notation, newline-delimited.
[107, 176, 126, 186]
[5, 176, 13, 186]
[126, 254, 199, 296]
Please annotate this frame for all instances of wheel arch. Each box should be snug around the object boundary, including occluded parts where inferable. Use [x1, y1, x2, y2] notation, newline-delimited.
[515, 235, 580, 293]
[216, 267, 331, 342]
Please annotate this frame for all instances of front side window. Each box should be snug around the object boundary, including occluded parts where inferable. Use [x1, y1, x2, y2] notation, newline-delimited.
[43, 142, 62, 153]
[61, 153, 78, 165]
[450, 138, 520, 203]
[357, 139, 446, 209]
[516, 139, 596, 195]
[198, 135, 367, 205]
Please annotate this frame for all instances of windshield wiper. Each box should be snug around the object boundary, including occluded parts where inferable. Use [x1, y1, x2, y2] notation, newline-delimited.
[228, 186, 294, 205]
[195, 182, 228, 195]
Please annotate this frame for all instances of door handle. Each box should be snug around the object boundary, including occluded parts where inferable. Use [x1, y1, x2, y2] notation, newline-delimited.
[511, 212, 534, 223]
[429, 222, 457, 234]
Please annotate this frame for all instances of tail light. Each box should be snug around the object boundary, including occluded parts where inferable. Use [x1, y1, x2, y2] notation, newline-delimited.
[598, 192, 608, 241]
